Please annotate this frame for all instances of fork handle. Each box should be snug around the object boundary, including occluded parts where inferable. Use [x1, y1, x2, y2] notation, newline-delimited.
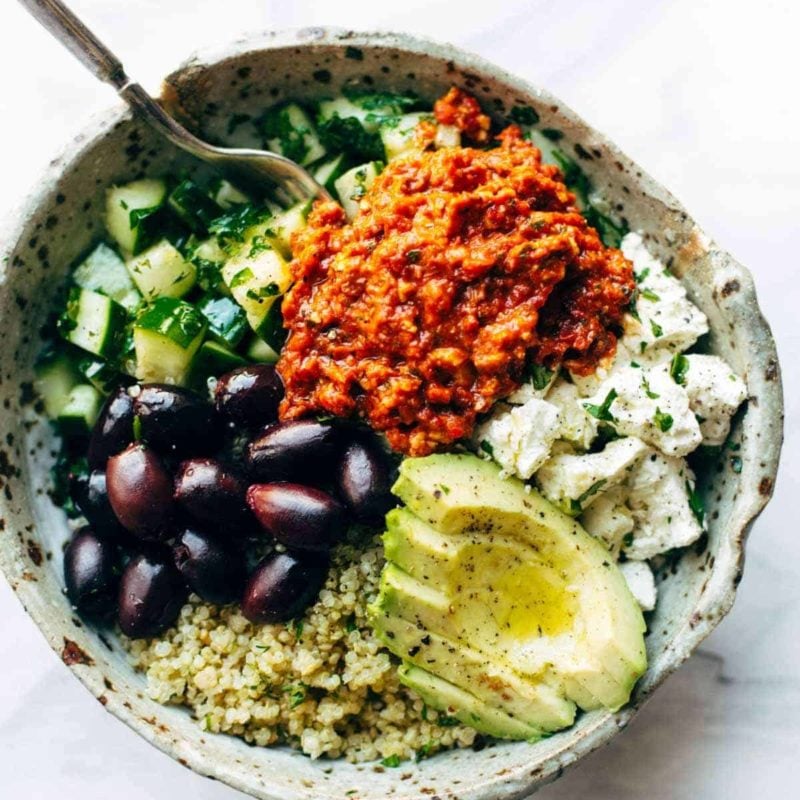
[18, 0, 129, 88]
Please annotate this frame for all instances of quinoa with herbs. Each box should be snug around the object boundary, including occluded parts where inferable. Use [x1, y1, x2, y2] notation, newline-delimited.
[124, 539, 477, 762]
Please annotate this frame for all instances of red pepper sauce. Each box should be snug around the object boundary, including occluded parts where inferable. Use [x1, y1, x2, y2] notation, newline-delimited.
[277, 91, 634, 456]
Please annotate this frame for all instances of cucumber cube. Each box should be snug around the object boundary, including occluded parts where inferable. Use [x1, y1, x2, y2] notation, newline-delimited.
[211, 179, 250, 210]
[269, 201, 312, 258]
[59, 287, 127, 359]
[78, 356, 124, 395]
[221, 244, 291, 335]
[168, 179, 222, 234]
[133, 297, 207, 385]
[380, 112, 433, 161]
[197, 293, 249, 348]
[260, 102, 327, 166]
[334, 162, 383, 219]
[72, 242, 141, 312]
[57, 384, 103, 438]
[312, 153, 348, 193]
[125, 239, 197, 301]
[257, 300, 287, 351]
[34, 349, 81, 418]
[105, 178, 167, 255]
[245, 336, 280, 365]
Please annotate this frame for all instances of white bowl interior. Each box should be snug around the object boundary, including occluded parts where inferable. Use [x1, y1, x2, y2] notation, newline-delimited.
[0, 29, 782, 800]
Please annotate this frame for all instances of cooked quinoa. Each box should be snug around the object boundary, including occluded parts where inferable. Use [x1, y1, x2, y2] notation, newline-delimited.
[124, 538, 477, 762]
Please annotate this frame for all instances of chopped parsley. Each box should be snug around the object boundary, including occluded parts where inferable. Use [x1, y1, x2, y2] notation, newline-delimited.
[293, 619, 304, 639]
[132, 414, 143, 441]
[635, 267, 651, 282]
[406, 249, 422, 264]
[479, 440, 494, 457]
[526, 362, 555, 391]
[654, 407, 673, 432]
[583, 388, 618, 422]
[686, 482, 705, 526]
[649, 319, 664, 338]
[283, 684, 306, 709]
[381, 755, 402, 768]
[640, 288, 660, 302]
[641, 375, 659, 399]
[569, 479, 607, 514]
[437, 714, 460, 727]
[670, 353, 689, 385]
[209, 203, 269, 244]
[415, 740, 435, 762]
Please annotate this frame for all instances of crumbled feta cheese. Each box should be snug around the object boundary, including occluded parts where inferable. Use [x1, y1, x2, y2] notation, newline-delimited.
[506, 365, 558, 404]
[675, 354, 748, 446]
[474, 398, 561, 479]
[579, 485, 634, 555]
[618, 560, 657, 611]
[624, 449, 705, 560]
[546, 378, 598, 450]
[535, 437, 649, 514]
[583, 365, 701, 457]
[620, 232, 708, 364]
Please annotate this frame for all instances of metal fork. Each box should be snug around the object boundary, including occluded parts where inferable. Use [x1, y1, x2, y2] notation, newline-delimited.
[18, 0, 333, 204]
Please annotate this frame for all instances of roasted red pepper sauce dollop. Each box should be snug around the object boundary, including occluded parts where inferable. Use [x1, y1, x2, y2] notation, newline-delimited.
[277, 91, 634, 456]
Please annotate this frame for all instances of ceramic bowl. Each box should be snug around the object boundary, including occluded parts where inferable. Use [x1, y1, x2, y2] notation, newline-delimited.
[0, 27, 783, 800]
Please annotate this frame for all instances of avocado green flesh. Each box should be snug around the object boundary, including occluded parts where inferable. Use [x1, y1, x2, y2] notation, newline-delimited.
[369, 454, 647, 737]
[398, 664, 543, 741]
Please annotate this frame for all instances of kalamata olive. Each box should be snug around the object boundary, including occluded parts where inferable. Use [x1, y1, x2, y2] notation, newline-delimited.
[106, 444, 176, 540]
[241, 552, 328, 623]
[133, 384, 219, 457]
[87, 386, 134, 468]
[247, 483, 346, 552]
[69, 469, 127, 540]
[337, 437, 395, 522]
[172, 528, 246, 605]
[173, 458, 252, 530]
[64, 527, 120, 619]
[247, 420, 339, 482]
[118, 551, 188, 638]
[214, 365, 283, 427]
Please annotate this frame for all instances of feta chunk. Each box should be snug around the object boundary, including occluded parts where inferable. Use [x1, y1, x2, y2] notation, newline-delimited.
[618, 560, 657, 612]
[677, 354, 747, 446]
[584, 365, 701, 457]
[620, 232, 708, 364]
[624, 450, 705, 560]
[535, 437, 649, 515]
[474, 398, 561, 479]
[506, 364, 558, 404]
[546, 378, 598, 450]
[579, 485, 634, 555]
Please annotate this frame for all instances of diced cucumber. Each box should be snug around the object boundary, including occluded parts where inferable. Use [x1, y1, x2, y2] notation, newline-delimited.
[188, 341, 249, 390]
[77, 356, 124, 395]
[334, 161, 383, 219]
[257, 300, 287, 351]
[56, 384, 103, 438]
[167, 179, 222, 234]
[133, 298, 207, 385]
[525, 129, 563, 167]
[312, 153, 348, 193]
[260, 103, 326, 167]
[192, 237, 227, 265]
[34, 349, 81, 418]
[269, 201, 312, 257]
[221, 243, 291, 335]
[72, 243, 141, 312]
[318, 94, 413, 134]
[435, 124, 461, 149]
[105, 178, 168, 255]
[380, 112, 433, 161]
[246, 335, 280, 364]
[59, 287, 127, 359]
[210, 178, 250, 210]
[125, 239, 197, 301]
[197, 294, 249, 348]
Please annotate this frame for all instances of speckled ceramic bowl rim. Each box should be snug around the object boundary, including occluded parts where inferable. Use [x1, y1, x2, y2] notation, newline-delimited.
[0, 27, 784, 800]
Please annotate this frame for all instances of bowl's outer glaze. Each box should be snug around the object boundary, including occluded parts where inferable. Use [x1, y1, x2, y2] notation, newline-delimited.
[0, 28, 783, 800]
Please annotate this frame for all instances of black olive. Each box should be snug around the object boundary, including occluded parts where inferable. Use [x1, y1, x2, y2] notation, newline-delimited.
[336, 436, 395, 522]
[87, 386, 134, 469]
[173, 458, 252, 531]
[106, 443, 176, 540]
[247, 483, 346, 552]
[64, 527, 120, 620]
[172, 528, 246, 605]
[69, 469, 127, 540]
[133, 384, 219, 457]
[247, 420, 339, 482]
[214, 364, 284, 427]
[117, 551, 188, 639]
[241, 552, 328, 623]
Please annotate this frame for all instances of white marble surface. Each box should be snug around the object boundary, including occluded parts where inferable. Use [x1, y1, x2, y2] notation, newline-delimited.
[0, 1, 796, 797]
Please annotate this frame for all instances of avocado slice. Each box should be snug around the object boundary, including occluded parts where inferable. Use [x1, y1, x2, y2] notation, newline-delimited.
[398, 664, 543, 741]
[370, 454, 647, 735]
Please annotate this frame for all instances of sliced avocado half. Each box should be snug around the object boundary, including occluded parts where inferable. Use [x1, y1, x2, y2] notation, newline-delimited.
[369, 453, 647, 738]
